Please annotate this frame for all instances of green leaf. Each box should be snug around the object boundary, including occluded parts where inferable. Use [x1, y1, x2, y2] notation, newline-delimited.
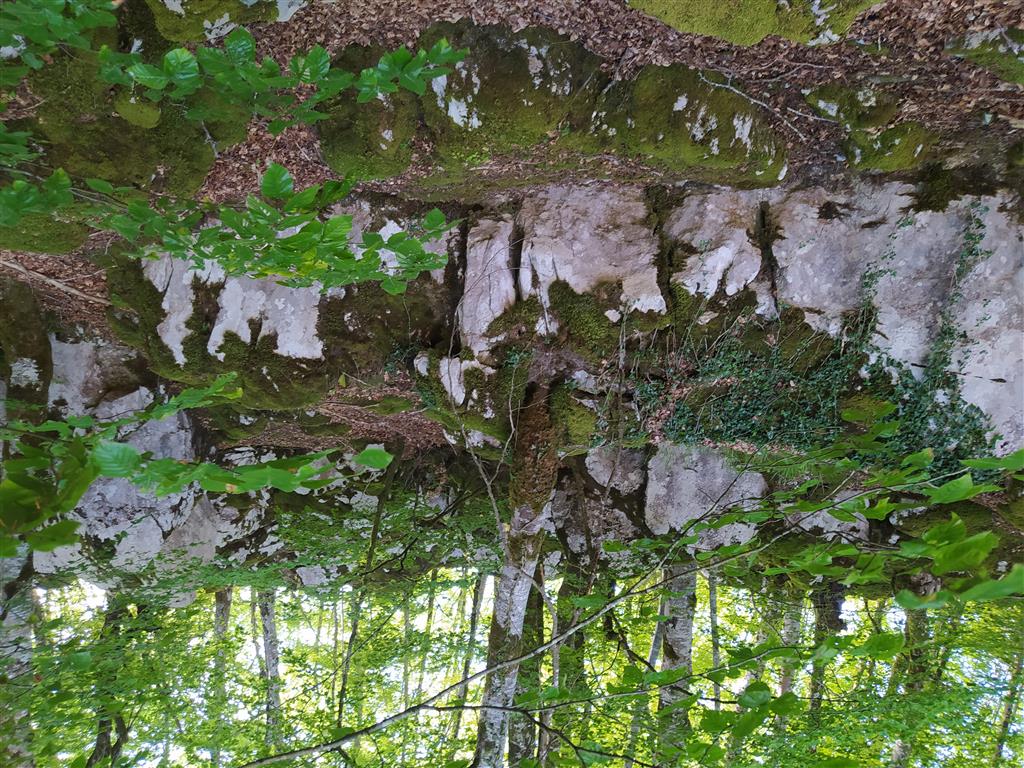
[127, 62, 169, 90]
[817, 759, 860, 768]
[923, 473, 999, 504]
[895, 589, 952, 611]
[352, 446, 393, 470]
[85, 178, 115, 195]
[92, 441, 142, 478]
[260, 162, 294, 199]
[224, 27, 255, 64]
[849, 632, 904, 659]
[738, 681, 772, 708]
[25, 520, 80, 552]
[932, 531, 999, 575]
[961, 449, 1024, 472]
[68, 650, 92, 670]
[957, 564, 1024, 602]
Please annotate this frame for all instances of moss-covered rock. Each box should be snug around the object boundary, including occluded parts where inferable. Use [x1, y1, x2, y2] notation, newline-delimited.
[948, 28, 1024, 85]
[142, 0, 277, 43]
[630, 0, 874, 46]
[20, 46, 213, 196]
[320, 22, 786, 188]
[0, 209, 90, 254]
[805, 85, 899, 130]
[846, 122, 935, 172]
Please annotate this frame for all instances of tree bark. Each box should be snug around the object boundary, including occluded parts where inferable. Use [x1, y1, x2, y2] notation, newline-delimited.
[658, 563, 698, 757]
[624, 620, 665, 768]
[508, 562, 544, 767]
[471, 503, 550, 768]
[472, 382, 557, 768]
[887, 604, 930, 768]
[210, 587, 233, 768]
[450, 571, 486, 755]
[708, 572, 721, 710]
[993, 651, 1024, 767]
[809, 581, 845, 715]
[0, 551, 35, 768]
[257, 590, 282, 748]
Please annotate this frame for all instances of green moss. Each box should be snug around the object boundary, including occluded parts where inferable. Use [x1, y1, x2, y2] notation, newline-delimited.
[0, 278, 53, 405]
[114, 94, 163, 128]
[550, 383, 598, 450]
[568, 64, 786, 182]
[20, 45, 213, 196]
[322, 21, 785, 189]
[846, 122, 935, 172]
[318, 44, 420, 180]
[317, 278, 450, 379]
[417, 23, 605, 171]
[547, 280, 621, 361]
[0, 209, 90, 254]
[805, 85, 898, 130]
[630, 0, 874, 45]
[142, 0, 276, 43]
[948, 29, 1024, 84]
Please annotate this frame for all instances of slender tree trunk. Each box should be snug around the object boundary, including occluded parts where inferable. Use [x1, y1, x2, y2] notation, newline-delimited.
[450, 571, 486, 755]
[658, 563, 698, 758]
[624, 620, 665, 768]
[415, 573, 437, 699]
[810, 581, 845, 715]
[471, 504, 551, 768]
[0, 551, 34, 768]
[888, 605, 929, 768]
[708, 572, 721, 710]
[257, 590, 282, 748]
[545, 550, 589, 764]
[472, 383, 557, 768]
[776, 591, 803, 732]
[508, 563, 544, 767]
[993, 651, 1024, 767]
[85, 605, 131, 768]
[210, 587, 233, 768]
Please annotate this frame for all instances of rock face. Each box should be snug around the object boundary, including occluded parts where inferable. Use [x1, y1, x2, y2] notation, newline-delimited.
[459, 217, 517, 358]
[644, 444, 767, 549]
[518, 185, 667, 326]
[143, 255, 324, 365]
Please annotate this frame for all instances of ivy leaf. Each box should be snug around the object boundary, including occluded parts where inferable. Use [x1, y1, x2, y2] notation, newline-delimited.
[92, 441, 142, 477]
[352, 446, 393, 470]
[260, 163, 294, 200]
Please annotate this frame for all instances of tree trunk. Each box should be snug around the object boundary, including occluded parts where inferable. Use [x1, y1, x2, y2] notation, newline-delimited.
[257, 590, 282, 748]
[471, 504, 550, 768]
[624, 620, 665, 768]
[508, 562, 544, 767]
[658, 563, 698, 757]
[708, 572, 721, 710]
[0, 551, 34, 768]
[809, 581, 845, 715]
[450, 571, 486, 755]
[472, 382, 557, 768]
[993, 651, 1024, 767]
[415, 572, 437, 699]
[776, 590, 803, 732]
[887, 604, 929, 768]
[210, 587, 233, 768]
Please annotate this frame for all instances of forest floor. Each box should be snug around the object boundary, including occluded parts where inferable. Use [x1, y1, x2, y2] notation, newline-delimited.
[196, 0, 1024, 198]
